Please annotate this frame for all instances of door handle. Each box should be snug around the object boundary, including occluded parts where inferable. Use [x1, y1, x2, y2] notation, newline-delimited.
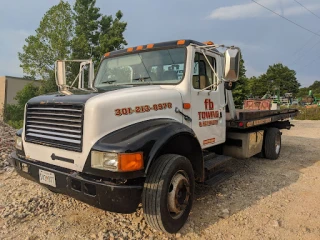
[175, 107, 192, 122]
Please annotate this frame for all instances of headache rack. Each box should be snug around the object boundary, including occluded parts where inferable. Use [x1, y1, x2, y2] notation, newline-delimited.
[25, 103, 84, 152]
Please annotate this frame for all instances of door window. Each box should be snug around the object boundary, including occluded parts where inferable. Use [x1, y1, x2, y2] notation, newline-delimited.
[192, 53, 216, 90]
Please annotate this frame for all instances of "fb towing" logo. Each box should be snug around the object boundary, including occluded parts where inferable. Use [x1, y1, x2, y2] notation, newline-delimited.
[198, 99, 220, 127]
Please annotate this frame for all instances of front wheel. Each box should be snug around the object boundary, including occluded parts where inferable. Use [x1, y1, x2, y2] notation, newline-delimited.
[142, 154, 194, 233]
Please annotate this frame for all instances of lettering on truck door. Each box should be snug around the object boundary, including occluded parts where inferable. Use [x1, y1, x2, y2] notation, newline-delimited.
[190, 52, 226, 148]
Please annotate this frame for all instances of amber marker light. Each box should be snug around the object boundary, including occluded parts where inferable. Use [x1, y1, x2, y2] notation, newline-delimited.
[118, 152, 144, 172]
[203, 41, 214, 45]
[183, 103, 191, 109]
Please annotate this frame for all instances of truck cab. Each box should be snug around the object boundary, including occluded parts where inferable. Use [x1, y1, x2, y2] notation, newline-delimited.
[10, 39, 298, 233]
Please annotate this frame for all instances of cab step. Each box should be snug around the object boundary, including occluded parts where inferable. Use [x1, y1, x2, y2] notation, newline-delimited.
[204, 170, 233, 187]
[204, 154, 233, 171]
[204, 152, 217, 161]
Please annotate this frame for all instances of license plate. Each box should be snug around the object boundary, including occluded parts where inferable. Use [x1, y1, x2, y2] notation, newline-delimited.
[39, 169, 56, 187]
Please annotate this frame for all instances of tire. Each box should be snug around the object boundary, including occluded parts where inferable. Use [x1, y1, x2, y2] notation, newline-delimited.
[264, 128, 281, 160]
[142, 154, 194, 233]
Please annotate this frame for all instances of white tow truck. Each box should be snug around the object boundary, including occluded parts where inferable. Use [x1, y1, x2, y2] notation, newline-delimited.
[11, 40, 298, 233]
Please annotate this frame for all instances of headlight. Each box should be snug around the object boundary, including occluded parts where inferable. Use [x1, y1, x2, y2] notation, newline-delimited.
[15, 136, 23, 150]
[91, 151, 143, 172]
[91, 152, 118, 171]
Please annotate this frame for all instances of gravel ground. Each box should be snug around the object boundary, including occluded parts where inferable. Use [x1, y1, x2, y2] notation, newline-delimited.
[0, 122, 16, 171]
[0, 120, 320, 240]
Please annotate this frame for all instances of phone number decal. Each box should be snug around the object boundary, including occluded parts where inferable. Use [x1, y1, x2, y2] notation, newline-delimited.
[115, 102, 172, 116]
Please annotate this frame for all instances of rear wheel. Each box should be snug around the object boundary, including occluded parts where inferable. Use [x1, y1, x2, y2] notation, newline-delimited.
[264, 128, 281, 160]
[142, 154, 194, 233]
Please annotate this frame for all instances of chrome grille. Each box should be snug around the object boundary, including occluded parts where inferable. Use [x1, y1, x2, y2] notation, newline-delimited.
[25, 104, 84, 152]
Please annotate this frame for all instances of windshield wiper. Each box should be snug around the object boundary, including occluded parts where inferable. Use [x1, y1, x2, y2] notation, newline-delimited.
[101, 80, 117, 84]
[132, 77, 151, 82]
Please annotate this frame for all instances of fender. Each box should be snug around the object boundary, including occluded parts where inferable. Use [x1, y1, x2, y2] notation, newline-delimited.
[85, 119, 204, 181]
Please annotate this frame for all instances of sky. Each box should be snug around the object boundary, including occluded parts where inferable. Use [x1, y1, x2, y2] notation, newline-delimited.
[0, 0, 320, 87]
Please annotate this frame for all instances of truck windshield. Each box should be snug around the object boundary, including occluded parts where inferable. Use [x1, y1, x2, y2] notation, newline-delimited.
[94, 48, 186, 88]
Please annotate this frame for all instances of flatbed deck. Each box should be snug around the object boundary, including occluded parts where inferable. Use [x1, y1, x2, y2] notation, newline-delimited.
[226, 109, 299, 129]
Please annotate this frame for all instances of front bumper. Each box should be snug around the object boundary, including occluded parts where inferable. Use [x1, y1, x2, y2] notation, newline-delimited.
[9, 152, 143, 213]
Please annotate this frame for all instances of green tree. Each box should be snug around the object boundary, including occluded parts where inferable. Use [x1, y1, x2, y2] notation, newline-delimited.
[247, 76, 264, 97]
[11, 1, 128, 128]
[248, 75, 270, 97]
[297, 80, 320, 98]
[18, 0, 73, 92]
[307, 80, 320, 95]
[72, 0, 127, 67]
[233, 56, 249, 106]
[312, 80, 320, 90]
[99, 10, 128, 56]
[296, 87, 309, 98]
[248, 63, 301, 97]
[72, 0, 101, 63]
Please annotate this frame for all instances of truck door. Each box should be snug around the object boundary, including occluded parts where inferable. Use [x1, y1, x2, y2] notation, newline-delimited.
[190, 52, 226, 148]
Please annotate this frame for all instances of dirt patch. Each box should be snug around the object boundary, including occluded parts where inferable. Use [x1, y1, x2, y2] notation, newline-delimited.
[0, 120, 319, 239]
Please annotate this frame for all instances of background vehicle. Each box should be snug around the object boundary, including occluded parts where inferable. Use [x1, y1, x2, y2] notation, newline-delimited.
[10, 40, 298, 233]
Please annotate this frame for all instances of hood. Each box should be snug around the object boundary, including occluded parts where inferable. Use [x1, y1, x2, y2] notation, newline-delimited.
[27, 85, 164, 105]
[22, 85, 183, 172]
[28, 89, 99, 105]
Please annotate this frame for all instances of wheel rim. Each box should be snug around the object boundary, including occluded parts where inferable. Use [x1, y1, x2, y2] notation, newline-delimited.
[167, 170, 190, 219]
[275, 133, 281, 154]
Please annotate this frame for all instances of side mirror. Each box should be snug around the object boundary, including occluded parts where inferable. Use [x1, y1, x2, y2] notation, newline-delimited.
[55, 61, 66, 87]
[55, 59, 94, 91]
[224, 48, 240, 82]
[88, 61, 94, 88]
[78, 60, 94, 89]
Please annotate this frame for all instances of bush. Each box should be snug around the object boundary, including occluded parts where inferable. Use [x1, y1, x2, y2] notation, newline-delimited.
[6, 120, 24, 129]
[4, 83, 39, 129]
[3, 104, 24, 128]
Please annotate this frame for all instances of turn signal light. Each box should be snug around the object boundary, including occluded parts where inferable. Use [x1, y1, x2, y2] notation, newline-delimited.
[91, 151, 143, 172]
[104, 52, 110, 57]
[118, 153, 143, 172]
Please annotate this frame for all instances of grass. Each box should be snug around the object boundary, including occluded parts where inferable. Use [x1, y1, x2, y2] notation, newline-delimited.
[284, 106, 320, 120]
